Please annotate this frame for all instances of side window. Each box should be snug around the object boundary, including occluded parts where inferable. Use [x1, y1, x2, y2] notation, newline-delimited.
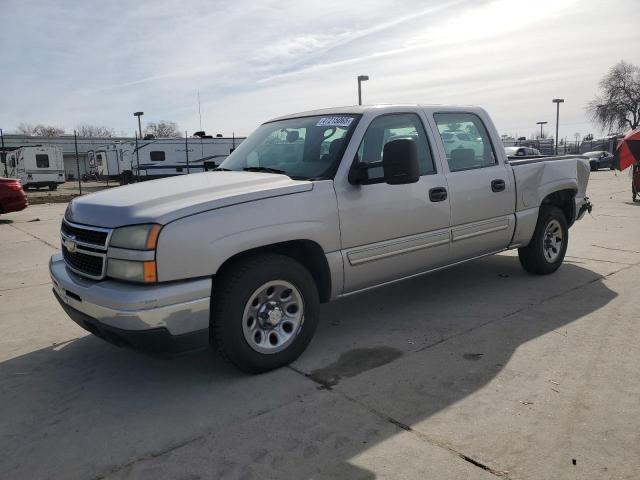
[434, 113, 497, 172]
[36, 154, 50, 168]
[357, 113, 435, 180]
[150, 151, 165, 162]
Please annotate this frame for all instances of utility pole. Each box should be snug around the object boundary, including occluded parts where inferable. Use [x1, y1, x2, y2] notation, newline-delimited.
[536, 121, 548, 139]
[357, 75, 369, 105]
[133, 111, 144, 139]
[134, 131, 141, 180]
[74, 131, 82, 195]
[185, 131, 190, 174]
[552, 98, 564, 155]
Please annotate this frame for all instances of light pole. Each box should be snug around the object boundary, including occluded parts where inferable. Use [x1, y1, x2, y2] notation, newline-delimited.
[552, 98, 564, 155]
[357, 75, 369, 105]
[536, 121, 548, 139]
[133, 111, 144, 139]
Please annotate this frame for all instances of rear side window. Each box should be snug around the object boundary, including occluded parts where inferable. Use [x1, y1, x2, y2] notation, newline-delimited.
[36, 154, 49, 168]
[150, 151, 165, 162]
[434, 113, 497, 172]
[357, 113, 435, 180]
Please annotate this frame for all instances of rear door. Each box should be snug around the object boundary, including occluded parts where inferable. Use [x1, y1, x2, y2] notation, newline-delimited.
[430, 111, 515, 262]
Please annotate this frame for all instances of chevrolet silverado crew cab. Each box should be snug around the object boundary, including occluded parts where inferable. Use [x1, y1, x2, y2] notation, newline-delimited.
[50, 105, 592, 373]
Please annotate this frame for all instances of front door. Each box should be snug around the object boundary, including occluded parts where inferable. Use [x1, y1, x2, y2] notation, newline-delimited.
[335, 112, 451, 293]
[432, 112, 515, 262]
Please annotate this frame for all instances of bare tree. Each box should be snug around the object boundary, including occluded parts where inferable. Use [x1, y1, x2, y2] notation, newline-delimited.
[144, 120, 181, 138]
[16, 123, 35, 135]
[32, 124, 66, 136]
[588, 61, 640, 132]
[76, 124, 115, 138]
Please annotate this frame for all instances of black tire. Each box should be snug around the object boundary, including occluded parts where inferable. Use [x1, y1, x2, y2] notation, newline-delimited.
[518, 205, 568, 275]
[49, 184, 57, 191]
[211, 254, 320, 373]
[589, 162, 597, 172]
[633, 187, 638, 203]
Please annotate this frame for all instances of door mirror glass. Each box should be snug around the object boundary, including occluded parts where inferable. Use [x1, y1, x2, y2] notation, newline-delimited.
[382, 139, 420, 185]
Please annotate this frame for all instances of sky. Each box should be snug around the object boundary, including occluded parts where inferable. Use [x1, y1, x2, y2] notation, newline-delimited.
[0, 0, 638, 140]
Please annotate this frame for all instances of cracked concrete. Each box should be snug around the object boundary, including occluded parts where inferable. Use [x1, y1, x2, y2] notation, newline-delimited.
[1, 170, 639, 479]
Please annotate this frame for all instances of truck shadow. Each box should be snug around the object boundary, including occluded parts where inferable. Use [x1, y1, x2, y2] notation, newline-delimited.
[0, 256, 617, 479]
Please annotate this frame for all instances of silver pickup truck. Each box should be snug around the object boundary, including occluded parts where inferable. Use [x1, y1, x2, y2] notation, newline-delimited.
[50, 105, 591, 372]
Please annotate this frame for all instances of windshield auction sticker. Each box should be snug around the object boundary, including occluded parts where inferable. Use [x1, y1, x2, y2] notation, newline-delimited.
[316, 117, 354, 127]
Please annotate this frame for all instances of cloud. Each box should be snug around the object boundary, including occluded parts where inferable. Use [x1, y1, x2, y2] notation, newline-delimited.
[0, 0, 638, 140]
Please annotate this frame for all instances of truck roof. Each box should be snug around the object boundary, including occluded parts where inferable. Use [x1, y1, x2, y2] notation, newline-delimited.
[268, 104, 485, 123]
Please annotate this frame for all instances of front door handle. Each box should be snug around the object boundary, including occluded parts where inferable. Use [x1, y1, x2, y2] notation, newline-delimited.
[491, 179, 506, 192]
[429, 187, 448, 202]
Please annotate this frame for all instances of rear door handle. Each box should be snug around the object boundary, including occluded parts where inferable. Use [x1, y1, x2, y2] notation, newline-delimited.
[429, 187, 448, 202]
[491, 179, 506, 192]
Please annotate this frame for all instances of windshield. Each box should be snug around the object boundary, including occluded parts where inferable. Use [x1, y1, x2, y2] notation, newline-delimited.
[219, 114, 360, 180]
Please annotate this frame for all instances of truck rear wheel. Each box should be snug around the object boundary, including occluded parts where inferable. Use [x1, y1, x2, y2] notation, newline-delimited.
[518, 205, 568, 275]
[49, 183, 57, 191]
[211, 254, 319, 373]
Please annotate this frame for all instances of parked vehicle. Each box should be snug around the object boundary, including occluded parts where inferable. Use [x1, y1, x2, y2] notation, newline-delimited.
[50, 105, 592, 373]
[4, 146, 65, 190]
[583, 150, 615, 171]
[505, 146, 542, 157]
[117, 136, 245, 179]
[81, 171, 100, 182]
[441, 130, 483, 157]
[0, 178, 28, 214]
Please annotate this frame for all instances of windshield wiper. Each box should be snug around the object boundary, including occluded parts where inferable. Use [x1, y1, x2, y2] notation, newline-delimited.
[243, 166, 288, 175]
[213, 166, 232, 171]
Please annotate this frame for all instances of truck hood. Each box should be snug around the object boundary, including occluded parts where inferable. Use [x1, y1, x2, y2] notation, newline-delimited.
[66, 172, 313, 228]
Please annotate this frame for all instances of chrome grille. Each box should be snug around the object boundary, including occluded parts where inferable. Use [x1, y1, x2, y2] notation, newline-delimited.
[62, 246, 104, 277]
[60, 220, 112, 279]
[61, 220, 109, 247]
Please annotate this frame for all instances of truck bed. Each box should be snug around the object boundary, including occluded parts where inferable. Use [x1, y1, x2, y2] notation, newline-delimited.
[508, 155, 590, 213]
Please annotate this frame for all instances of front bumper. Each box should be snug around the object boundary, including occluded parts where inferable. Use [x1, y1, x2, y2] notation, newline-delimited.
[50, 252, 211, 353]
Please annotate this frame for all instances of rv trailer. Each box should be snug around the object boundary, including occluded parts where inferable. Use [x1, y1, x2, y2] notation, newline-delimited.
[4, 145, 65, 190]
[118, 136, 244, 179]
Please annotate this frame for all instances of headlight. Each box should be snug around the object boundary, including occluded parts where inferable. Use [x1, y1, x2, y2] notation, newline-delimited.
[107, 224, 161, 283]
[110, 224, 161, 250]
[106, 258, 156, 283]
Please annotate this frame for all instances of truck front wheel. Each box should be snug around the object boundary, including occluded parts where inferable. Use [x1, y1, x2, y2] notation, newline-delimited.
[518, 205, 568, 275]
[211, 254, 320, 373]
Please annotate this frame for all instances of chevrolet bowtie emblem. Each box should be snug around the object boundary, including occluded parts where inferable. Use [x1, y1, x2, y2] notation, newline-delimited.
[63, 236, 77, 253]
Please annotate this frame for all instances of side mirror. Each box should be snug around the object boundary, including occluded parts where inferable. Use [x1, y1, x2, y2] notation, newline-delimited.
[382, 139, 419, 185]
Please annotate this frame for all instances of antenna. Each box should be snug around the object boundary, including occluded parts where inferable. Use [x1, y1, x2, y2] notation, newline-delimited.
[197, 90, 202, 132]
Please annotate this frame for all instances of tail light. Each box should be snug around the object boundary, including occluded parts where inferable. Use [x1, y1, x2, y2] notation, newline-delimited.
[6, 181, 23, 192]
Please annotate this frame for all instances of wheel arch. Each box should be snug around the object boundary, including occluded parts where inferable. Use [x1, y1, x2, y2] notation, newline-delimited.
[540, 188, 577, 227]
[213, 240, 333, 303]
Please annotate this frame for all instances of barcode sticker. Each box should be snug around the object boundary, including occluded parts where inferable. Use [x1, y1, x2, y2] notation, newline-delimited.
[316, 117, 354, 127]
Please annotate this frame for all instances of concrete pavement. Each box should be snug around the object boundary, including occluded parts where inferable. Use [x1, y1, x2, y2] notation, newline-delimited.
[0, 170, 639, 479]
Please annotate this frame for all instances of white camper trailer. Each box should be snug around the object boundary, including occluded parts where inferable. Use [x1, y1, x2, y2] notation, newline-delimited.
[4, 146, 65, 190]
[119, 136, 244, 178]
[87, 146, 122, 179]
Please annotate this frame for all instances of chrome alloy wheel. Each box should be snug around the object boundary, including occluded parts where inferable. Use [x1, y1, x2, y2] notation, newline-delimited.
[543, 219, 563, 263]
[242, 280, 304, 354]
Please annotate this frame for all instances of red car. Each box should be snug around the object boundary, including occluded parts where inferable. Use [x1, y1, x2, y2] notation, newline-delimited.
[0, 178, 28, 214]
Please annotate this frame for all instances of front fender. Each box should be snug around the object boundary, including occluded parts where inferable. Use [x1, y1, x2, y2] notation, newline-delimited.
[155, 183, 341, 282]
